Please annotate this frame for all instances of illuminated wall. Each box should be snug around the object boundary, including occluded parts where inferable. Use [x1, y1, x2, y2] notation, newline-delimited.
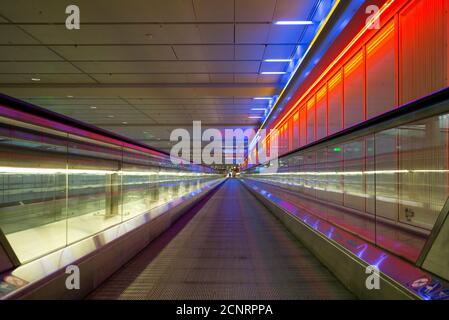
[257, 0, 448, 160]
[244, 0, 449, 263]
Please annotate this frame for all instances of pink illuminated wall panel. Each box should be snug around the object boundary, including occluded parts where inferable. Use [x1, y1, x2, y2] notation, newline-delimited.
[258, 0, 449, 161]
[344, 50, 365, 128]
[293, 112, 299, 149]
[316, 85, 327, 140]
[328, 71, 343, 135]
[366, 20, 397, 119]
[299, 106, 307, 147]
[399, 0, 448, 104]
[307, 97, 315, 144]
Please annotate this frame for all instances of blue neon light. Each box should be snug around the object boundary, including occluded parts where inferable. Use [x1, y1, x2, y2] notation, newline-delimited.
[258, 0, 366, 130]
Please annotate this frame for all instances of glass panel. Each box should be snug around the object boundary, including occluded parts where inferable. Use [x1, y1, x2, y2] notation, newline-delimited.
[327, 144, 344, 205]
[0, 128, 68, 263]
[343, 138, 366, 212]
[316, 149, 327, 200]
[66, 155, 122, 244]
[121, 164, 158, 221]
[303, 151, 316, 198]
[365, 136, 376, 214]
[397, 116, 448, 229]
[374, 128, 398, 220]
[297, 154, 305, 192]
[245, 109, 449, 262]
[0, 112, 220, 265]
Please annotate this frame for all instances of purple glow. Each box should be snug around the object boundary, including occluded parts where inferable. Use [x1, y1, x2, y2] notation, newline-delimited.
[242, 178, 449, 300]
[356, 244, 369, 259]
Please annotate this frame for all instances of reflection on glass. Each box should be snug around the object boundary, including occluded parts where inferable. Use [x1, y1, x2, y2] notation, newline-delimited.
[343, 139, 365, 212]
[0, 169, 68, 262]
[0, 124, 220, 263]
[245, 111, 449, 262]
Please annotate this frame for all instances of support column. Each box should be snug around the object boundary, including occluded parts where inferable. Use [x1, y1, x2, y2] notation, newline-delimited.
[105, 168, 121, 218]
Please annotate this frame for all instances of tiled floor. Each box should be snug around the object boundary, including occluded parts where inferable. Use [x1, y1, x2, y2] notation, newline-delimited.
[88, 179, 354, 300]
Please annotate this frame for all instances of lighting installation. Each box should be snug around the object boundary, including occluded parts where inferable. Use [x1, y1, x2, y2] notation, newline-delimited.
[275, 21, 314, 25]
[31, 78, 41, 82]
[0, 167, 116, 175]
[249, 116, 263, 119]
[264, 59, 293, 62]
[285, 0, 395, 121]
[255, 0, 396, 149]
[260, 71, 287, 75]
[251, 108, 267, 111]
[255, 0, 343, 134]
[253, 97, 273, 100]
[254, 169, 449, 176]
[0, 166, 210, 177]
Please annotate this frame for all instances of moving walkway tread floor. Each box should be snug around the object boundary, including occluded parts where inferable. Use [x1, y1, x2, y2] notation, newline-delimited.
[88, 179, 354, 300]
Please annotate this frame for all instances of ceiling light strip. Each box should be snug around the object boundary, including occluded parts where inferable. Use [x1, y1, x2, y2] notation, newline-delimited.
[256, 0, 342, 132]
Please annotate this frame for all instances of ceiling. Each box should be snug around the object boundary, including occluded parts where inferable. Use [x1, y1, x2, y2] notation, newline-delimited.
[0, 0, 329, 158]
